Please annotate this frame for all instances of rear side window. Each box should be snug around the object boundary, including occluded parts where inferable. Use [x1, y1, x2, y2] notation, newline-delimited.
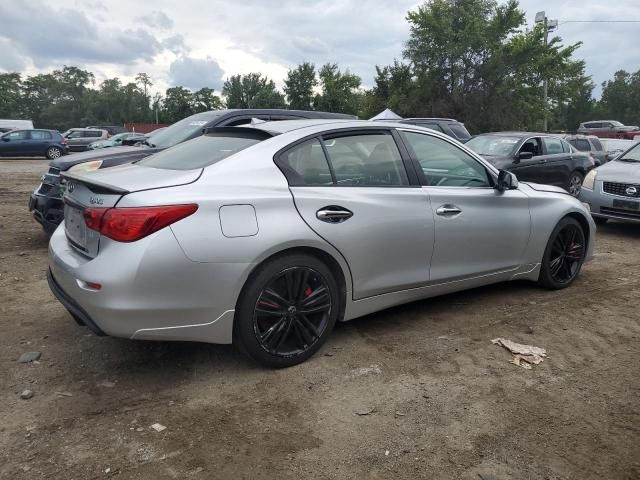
[84, 131, 102, 138]
[591, 138, 604, 151]
[137, 132, 267, 170]
[30, 130, 52, 140]
[569, 139, 590, 151]
[277, 139, 333, 185]
[543, 137, 564, 154]
[276, 131, 409, 187]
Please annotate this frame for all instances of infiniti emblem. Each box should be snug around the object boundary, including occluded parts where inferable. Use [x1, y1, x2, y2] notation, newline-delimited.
[67, 182, 75, 193]
[626, 186, 637, 196]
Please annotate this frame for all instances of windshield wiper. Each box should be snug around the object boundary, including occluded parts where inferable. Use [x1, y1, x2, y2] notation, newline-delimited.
[141, 140, 156, 148]
[617, 158, 640, 162]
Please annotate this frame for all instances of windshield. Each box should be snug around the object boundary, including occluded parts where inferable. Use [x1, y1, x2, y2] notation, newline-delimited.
[618, 143, 640, 162]
[137, 132, 268, 170]
[146, 112, 224, 149]
[466, 135, 519, 156]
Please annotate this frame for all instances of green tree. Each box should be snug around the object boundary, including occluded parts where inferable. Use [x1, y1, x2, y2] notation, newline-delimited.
[314, 64, 361, 114]
[596, 70, 640, 126]
[191, 87, 224, 112]
[222, 73, 285, 109]
[162, 86, 194, 123]
[284, 62, 317, 110]
[0, 73, 23, 118]
[366, 61, 415, 118]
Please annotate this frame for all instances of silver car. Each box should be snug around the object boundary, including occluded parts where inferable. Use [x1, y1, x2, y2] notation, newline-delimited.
[48, 120, 595, 367]
[580, 141, 640, 224]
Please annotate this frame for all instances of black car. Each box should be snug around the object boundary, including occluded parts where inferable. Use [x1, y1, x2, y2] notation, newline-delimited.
[86, 125, 128, 136]
[396, 118, 471, 142]
[465, 132, 595, 196]
[29, 109, 356, 234]
[0, 129, 68, 159]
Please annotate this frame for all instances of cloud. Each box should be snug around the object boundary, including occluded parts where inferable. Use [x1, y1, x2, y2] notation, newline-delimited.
[136, 10, 173, 29]
[0, 39, 28, 72]
[168, 56, 225, 91]
[162, 34, 189, 55]
[0, 0, 162, 69]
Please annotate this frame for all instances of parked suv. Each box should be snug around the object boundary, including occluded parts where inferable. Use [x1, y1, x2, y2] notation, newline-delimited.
[29, 109, 356, 234]
[561, 134, 609, 166]
[0, 129, 68, 159]
[63, 128, 109, 151]
[577, 120, 640, 140]
[394, 118, 471, 142]
[86, 125, 128, 136]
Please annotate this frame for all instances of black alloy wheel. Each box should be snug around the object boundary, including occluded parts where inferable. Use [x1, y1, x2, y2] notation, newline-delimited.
[539, 217, 586, 289]
[254, 266, 332, 357]
[235, 253, 339, 367]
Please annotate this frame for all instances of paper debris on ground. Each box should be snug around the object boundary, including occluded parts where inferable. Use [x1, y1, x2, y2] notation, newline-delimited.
[150, 423, 167, 432]
[492, 337, 547, 368]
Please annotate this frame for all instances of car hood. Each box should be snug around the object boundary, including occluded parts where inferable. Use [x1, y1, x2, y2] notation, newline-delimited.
[62, 163, 203, 194]
[594, 160, 640, 183]
[49, 145, 153, 170]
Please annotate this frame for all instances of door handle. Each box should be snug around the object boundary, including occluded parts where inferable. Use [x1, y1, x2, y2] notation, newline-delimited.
[436, 205, 462, 216]
[316, 206, 353, 223]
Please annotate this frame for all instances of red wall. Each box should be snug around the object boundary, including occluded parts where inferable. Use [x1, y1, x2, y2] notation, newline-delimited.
[125, 123, 169, 134]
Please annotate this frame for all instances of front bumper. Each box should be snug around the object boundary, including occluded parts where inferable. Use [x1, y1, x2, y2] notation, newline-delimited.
[580, 181, 640, 223]
[47, 225, 244, 344]
[29, 190, 64, 233]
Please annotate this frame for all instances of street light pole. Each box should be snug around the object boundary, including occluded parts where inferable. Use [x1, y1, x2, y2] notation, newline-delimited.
[543, 16, 548, 132]
[535, 11, 557, 132]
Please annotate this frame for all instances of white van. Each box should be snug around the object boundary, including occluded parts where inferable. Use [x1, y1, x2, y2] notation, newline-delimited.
[0, 119, 34, 133]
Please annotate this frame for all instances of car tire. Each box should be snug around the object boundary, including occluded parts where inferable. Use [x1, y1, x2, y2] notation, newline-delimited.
[46, 147, 63, 160]
[234, 253, 339, 368]
[538, 217, 587, 290]
[567, 171, 584, 197]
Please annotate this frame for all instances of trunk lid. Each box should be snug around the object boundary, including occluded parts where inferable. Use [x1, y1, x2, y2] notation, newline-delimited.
[61, 164, 202, 257]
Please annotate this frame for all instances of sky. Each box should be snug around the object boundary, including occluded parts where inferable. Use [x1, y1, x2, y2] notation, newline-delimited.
[0, 0, 639, 99]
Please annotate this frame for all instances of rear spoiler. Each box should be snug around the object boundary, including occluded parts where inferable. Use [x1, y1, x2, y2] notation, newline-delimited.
[61, 171, 130, 195]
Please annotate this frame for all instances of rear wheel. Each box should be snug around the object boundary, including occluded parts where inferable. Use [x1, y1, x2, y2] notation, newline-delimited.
[538, 217, 587, 289]
[567, 171, 584, 197]
[46, 146, 62, 159]
[234, 253, 339, 368]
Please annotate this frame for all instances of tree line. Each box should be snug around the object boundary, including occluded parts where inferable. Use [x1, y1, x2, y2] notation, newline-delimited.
[0, 0, 638, 133]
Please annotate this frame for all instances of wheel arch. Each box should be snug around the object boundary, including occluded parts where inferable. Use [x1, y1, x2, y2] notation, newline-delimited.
[236, 245, 350, 322]
[565, 211, 591, 250]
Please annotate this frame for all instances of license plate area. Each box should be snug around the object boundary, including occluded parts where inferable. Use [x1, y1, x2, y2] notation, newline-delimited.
[65, 205, 89, 251]
[613, 199, 639, 211]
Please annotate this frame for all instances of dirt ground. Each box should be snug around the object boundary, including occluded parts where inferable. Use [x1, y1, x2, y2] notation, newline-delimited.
[0, 158, 638, 480]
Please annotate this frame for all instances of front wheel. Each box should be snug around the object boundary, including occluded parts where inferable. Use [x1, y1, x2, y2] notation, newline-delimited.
[46, 147, 63, 159]
[538, 217, 587, 289]
[234, 253, 339, 368]
[567, 171, 584, 197]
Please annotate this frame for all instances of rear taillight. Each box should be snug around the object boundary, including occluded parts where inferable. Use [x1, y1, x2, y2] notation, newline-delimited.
[83, 204, 198, 242]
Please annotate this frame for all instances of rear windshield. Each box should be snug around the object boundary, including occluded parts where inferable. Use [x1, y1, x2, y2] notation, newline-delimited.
[449, 123, 471, 141]
[137, 132, 267, 170]
[146, 112, 224, 149]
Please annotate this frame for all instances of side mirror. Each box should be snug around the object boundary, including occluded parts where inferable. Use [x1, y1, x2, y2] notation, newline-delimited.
[496, 170, 518, 192]
[516, 151, 533, 162]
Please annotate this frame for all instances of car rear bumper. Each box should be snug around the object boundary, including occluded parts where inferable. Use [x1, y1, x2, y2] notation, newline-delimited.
[47, 225, 244, 344]
[580, 183, 640, 223]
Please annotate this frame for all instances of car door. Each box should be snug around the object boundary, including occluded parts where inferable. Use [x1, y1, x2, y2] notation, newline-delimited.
[276, 129, 434, 299]
[509, 137, 546, 183]
[539, 136, 572, 188]
[28, 130, 50, 155]
[0, 130, 30, 155]
[398, 129, 530, 282]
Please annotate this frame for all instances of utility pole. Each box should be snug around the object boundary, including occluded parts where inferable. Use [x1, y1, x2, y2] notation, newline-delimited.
[535, 11, 558, 132]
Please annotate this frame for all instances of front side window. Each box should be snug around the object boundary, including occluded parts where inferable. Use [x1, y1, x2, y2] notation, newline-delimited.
[401, 130, 490, 187]
[519, 138, 542, 157]
[5, 130, 28, 140]
[448, 123, 471, 141]
[277, 138, 333, 186]
[543, 137, 564, 155]
[324, 133, 409, 186]
[591, 138, 604, 151]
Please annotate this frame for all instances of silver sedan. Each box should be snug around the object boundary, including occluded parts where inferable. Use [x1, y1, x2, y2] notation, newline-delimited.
[48, 120, 595, 367]
[580, 142, 640, 224]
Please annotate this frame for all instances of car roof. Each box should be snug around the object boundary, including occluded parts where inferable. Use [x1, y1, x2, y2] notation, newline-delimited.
[476, 131, 551, 138]
[400, 118, 461, 123]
